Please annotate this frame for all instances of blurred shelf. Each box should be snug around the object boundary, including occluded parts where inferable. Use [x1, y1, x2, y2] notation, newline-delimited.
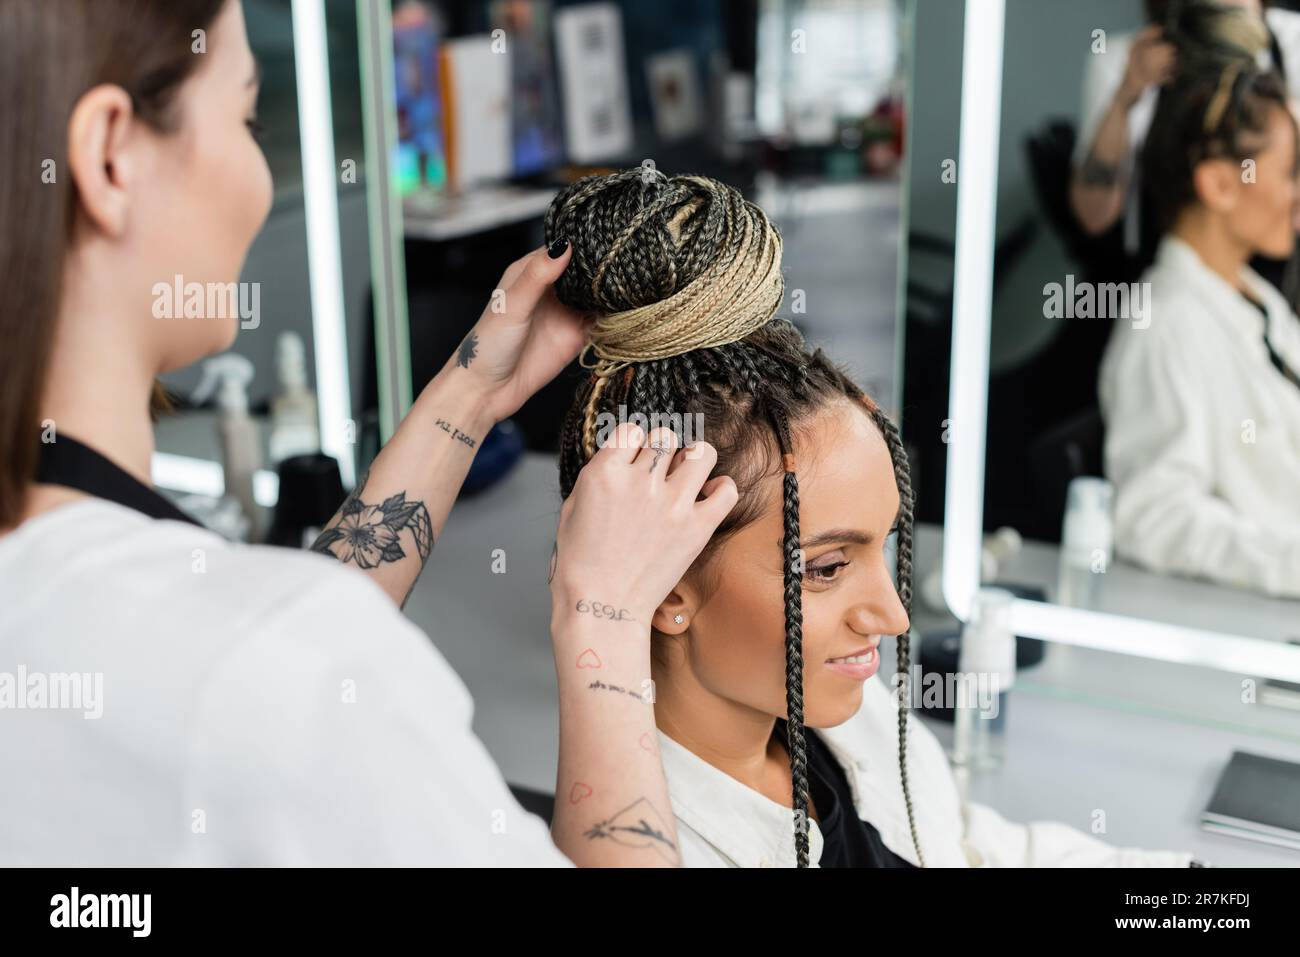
[403, 185, 558, 242]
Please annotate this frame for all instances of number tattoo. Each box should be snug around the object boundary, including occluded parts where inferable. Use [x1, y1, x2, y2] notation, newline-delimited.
[575, 599, 635, 621]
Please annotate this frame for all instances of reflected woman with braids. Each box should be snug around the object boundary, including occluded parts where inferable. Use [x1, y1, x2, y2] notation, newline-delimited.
[546, 168, 1193, 868]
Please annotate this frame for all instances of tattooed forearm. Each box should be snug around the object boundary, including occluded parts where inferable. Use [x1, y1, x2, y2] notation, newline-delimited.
[583, 798, 678, 864]
[435, 417, 478, 449]
[310, 470, 435, 576]
[574, 599, 635, 621]
[1079, 154, 1121, 188]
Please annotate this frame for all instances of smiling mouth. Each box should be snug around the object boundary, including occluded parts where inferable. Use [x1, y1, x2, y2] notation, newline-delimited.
[826, 641, 880, 664]
[826, 651, 875, 665]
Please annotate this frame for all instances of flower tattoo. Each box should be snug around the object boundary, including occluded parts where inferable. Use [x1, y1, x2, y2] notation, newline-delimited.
[311, 472, 435, 577]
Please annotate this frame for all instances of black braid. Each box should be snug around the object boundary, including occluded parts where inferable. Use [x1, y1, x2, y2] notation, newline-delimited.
[769, 408, 811, 867]
[867, 404, 925, 868]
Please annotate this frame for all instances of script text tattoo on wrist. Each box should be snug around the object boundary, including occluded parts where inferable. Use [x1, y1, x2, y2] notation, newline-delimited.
[586, 679, 649, 703]
[435, 418, 478, 449]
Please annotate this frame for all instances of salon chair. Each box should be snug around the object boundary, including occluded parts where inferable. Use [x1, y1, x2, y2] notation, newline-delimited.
[508, 784, 556, 826]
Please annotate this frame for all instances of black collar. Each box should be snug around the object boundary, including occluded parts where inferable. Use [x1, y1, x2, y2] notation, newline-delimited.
[35, 434, 203, 527]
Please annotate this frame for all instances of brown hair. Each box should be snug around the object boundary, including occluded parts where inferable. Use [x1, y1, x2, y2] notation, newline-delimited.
[0, 0, 227, 528]
[1143, 64, 1296, 241]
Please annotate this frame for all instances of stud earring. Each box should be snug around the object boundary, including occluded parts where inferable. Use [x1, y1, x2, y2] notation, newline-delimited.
[673, 614, 685, 625]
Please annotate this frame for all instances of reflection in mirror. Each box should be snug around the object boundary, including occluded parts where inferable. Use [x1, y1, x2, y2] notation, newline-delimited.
[901, 0, 1300, 737]
[154, 0, 381, 545]
[991, 0, 1300, 625]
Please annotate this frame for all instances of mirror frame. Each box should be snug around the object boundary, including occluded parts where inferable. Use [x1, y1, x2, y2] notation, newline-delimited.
[940, 0, 1300, 685]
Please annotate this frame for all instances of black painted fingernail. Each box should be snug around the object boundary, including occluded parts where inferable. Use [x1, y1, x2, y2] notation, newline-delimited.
[548, 238, 570, 259]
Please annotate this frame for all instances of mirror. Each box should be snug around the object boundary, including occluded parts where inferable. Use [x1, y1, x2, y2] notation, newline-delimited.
[900, 0, 1300, 699]
[153, 0, 397, 541]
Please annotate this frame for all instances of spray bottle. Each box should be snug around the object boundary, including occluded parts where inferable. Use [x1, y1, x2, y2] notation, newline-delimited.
[269, 331, 320, 465]
[192, 354, 262, 541]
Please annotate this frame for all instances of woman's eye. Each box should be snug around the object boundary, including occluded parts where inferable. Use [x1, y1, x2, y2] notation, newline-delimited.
[246, 118, 265, 140]
[807, 561, 849, 583]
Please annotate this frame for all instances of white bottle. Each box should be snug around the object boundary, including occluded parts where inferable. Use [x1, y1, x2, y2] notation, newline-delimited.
[193, 354, 262, 541]
[1057, 477, 1114, 609]
[952, 588, 1017, 770]
[268, 332, 320, 465]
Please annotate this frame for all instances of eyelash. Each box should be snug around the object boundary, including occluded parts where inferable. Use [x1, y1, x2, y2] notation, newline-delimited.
[806, 560, 850, 584]
[246, 118, 265, 140]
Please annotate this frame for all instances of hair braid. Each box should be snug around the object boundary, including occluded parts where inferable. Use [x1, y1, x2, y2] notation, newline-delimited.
[771, 409, 811, 867]
[867, 401, 925, 868]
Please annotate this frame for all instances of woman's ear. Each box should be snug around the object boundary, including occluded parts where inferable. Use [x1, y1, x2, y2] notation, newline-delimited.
[66, 84, 137, 238]
[652, 582, 697, 636]
[1192, 156, 1244, 215]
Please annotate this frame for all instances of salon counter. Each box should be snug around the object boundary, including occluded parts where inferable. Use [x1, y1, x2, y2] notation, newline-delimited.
[408, 452, 1300, 866]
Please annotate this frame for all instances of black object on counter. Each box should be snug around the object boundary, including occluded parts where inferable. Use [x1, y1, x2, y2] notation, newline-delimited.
[266, 453, 346, 549]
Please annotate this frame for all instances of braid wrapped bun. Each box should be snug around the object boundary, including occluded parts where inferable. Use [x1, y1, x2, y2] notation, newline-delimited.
[543, 167, 784, 378]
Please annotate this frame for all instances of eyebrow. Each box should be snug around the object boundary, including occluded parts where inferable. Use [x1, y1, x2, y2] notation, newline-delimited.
[793, 504, 903, 551]
[799, 528, 874, 549]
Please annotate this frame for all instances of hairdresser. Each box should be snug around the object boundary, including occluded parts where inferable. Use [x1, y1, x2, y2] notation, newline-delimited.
[0, 0, 737, 865]
[1070, 0, 1300, 272]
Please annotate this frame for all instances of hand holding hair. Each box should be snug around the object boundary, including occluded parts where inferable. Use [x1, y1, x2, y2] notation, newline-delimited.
[550, 422, 738, 626]
[547, 420, 737, 867]
[310, 241, 586, 609]
[444, 239, 590, 425]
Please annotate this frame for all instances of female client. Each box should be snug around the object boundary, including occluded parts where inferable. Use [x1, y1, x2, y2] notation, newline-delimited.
[543, 168, 1193, 867]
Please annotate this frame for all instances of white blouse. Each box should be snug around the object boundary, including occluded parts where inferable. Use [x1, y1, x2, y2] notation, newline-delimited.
[1099, 236, 1300, 598]
[659, 673, 1190, 868]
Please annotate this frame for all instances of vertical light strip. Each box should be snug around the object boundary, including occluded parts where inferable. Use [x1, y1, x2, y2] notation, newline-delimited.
[358, 0, 412, 441]
[292, 0, 356, 487]
[891, 0, 917, 414]
[941, 0, 1005, 622]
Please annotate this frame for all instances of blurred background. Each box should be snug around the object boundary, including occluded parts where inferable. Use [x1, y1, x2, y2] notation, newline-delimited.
[155, 0, 909, 512]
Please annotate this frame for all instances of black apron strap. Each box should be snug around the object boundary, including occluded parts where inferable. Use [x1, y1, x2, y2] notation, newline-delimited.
[35, 434, 203, 527]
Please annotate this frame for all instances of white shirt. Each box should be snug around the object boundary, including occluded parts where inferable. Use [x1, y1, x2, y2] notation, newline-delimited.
[1099, 236, 1300, 598]
[1074, 11, 1300, 253]
[660, 674, 1190, 868]
[0, 499, 570, 866]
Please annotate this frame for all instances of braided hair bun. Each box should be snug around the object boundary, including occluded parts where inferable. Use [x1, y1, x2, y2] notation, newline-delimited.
[543, 167, 784, 376]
